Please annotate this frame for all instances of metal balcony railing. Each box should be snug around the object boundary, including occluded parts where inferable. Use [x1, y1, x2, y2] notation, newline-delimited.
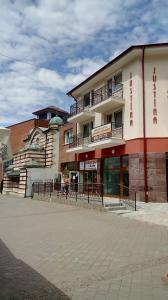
[69, 122, 123, 148]
[69, 83, 123, 116]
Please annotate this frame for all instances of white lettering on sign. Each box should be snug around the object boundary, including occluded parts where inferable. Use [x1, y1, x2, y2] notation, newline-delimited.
[85, 160, 97, 170]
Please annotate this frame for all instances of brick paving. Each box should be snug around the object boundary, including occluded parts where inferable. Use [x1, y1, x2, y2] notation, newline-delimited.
[0, 195, 168, 299]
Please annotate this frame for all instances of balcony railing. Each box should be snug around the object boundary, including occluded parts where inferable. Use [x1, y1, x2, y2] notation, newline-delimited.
[69, 83, 123, 117]
[69, 122, 123, 148]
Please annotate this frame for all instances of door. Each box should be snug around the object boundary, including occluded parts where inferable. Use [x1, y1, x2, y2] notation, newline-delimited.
[69, 171, 79, 192]
[104, 169, 120, 196]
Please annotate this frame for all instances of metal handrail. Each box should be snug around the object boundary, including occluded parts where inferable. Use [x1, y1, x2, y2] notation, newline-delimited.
[119, 183, 137, 211]
[70, 83, 123, 116]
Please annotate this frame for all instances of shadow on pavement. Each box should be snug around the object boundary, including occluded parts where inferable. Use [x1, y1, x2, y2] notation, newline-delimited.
[0, 239, 71, 300]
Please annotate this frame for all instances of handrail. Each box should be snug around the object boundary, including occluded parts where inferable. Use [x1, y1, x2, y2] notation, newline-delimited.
[119, 183, 137, 211]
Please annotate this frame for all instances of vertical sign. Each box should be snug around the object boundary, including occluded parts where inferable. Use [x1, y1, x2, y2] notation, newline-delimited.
[152, 67, 157, 124]
[129, 72, 133, 126]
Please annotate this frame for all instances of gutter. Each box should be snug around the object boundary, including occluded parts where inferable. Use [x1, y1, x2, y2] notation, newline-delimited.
[142, 47, 148, 203]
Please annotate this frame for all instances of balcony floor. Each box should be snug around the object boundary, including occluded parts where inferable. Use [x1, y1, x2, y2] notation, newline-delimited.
[87, 137, 125, 150]
[68, 111, 94, 123]
[90, 96, 124, 113]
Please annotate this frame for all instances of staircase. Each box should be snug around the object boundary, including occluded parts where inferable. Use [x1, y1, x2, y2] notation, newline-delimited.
[103, 197, 132, 214]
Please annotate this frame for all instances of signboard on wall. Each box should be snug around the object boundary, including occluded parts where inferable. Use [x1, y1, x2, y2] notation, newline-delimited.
[91, 123, 111, 141]
[79, 161, 85, 170]
[79, 160, 97, 170]
[85, 160, 97, 170]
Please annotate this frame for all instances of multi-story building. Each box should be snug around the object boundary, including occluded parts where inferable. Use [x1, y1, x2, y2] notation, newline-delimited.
[67, 43, 168, 203]
[59, 122, 77, 183]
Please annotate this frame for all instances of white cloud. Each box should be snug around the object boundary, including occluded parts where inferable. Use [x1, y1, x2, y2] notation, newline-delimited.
[0, 0, 167, 125]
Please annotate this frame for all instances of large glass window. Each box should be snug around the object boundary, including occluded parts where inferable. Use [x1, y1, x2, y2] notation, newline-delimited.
[83, 92, 90, 107]
[104, 157, 120, 169]
[114, 73, 122, 87]
[64, 129, 73, 144]
[114, 111, 122, 128]
[83, 122, 93, 138]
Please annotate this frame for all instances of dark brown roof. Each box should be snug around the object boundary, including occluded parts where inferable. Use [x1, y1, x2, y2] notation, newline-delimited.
[32, 106, 69, 116]
[67, 42, 168, 96]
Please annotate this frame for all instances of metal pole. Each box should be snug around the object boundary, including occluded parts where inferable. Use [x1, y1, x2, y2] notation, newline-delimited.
[101, 184, 104, 206]
[135, 191, 137, 211]
[76, 183, 77, 202]
[88, 184, 89, 204]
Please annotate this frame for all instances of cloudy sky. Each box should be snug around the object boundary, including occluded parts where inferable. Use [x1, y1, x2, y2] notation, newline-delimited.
[0, 0, 167, 125]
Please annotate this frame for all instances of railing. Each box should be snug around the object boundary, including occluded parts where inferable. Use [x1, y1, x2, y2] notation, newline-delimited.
[119, 184, 137, 211]
[93, 83, 123, 106]
[70, 83, 123, 116]
[69, 134, 91, 148]
[32, 182, 104, 206]
[69, 122, 123, 148]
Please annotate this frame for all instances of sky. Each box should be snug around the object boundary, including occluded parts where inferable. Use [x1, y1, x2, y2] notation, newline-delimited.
[0, 0, 167, 126]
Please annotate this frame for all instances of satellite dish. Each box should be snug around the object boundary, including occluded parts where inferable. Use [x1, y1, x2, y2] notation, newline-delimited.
[0, 128, 12, 161]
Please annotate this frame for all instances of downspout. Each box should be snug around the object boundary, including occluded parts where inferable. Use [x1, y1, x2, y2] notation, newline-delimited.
[142, 47, 148, 202]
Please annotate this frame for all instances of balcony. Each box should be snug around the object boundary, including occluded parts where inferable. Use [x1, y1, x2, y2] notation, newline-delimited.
[68, 98, 94, 123]
[90, 83, 124, 113]
[66, 122, 125, 153]
[68, 84, 124, 121]
[66, 134, 92, 153]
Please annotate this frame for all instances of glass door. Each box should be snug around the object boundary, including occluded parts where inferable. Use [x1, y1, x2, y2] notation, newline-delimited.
[104, 169, 120, 196]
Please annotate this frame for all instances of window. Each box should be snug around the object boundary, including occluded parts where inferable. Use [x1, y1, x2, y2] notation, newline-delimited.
[83, 122, 93, 138]
[114, 111, 122, 128]
[114, 73, 122, 86]
[83, 92, 90, 107]
[64, 129, 73, 145]
[107, 114, 112, 124]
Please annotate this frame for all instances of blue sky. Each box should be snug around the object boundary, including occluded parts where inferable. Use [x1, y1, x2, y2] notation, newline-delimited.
[0, 0, 168, 126]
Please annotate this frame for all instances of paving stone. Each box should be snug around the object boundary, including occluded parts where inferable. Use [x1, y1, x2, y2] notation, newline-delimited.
[0, 195, 168, 299]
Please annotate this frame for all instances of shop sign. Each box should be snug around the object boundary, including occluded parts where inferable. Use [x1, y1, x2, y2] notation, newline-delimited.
[92, 123, 111, 141]
[85, 160, 97, 170]
[79, 161, 85, 170]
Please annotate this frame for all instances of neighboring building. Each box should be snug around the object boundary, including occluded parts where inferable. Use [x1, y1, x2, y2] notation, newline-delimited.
[59, 122, 77, 183]
[3, 116, 63, 197]
[32, 106, 69, 123]
[67, 43, 168, 203]
[7, 119, 49, 155]
[0, 127, 12, 184]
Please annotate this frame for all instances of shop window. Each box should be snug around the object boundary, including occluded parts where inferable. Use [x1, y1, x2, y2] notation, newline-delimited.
[104, 157, 120, 169]
[64, 129, 73, 145]
[83, 122, 93, 138]
[83, 92, 90, 107]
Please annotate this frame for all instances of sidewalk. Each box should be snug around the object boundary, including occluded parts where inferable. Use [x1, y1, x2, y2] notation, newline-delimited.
[122, 202, 168, 227]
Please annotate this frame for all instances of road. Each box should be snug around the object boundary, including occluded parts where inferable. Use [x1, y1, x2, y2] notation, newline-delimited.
[0, 195, 168, 299]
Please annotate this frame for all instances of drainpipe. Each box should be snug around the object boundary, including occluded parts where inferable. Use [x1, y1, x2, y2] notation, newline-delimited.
[142, 47, 148, 202]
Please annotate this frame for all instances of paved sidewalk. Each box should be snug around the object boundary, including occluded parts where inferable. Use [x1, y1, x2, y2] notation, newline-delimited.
[122, 202, 168, 227]
[0, 195, 168, 299]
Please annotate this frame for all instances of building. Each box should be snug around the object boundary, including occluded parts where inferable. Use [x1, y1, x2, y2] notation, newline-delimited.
[59, 122, 77, 184]
[0, 127, 12, 184]
[32, 106, 69, 123]
[3, 116, 63, 197]
[67, 43, 168, 203]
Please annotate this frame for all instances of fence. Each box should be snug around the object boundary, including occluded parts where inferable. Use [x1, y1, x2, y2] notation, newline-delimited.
[32, 181, 104, 206]
[32, 181, 138, 211]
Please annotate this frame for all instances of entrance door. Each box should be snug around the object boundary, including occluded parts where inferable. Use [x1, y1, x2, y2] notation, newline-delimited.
[104, 170, 120, 196]
[69, 171, 79, 192]
[122, 170, 129, 197]
[83, 171, 97, 193]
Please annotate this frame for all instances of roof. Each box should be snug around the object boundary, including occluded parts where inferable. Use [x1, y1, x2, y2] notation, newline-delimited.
[67, 42, 168, 96]
[32, 106, 69, 116]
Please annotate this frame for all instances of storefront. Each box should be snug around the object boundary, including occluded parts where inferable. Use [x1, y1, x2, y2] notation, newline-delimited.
[103, 155, 129, 197]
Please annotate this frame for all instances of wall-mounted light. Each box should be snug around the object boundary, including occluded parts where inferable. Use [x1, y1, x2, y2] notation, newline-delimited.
[112, 149, 115, 155]
[85, 154, 88, 159]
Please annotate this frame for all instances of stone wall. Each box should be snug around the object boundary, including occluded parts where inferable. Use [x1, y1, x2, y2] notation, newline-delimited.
[129, 152, 167, 203]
